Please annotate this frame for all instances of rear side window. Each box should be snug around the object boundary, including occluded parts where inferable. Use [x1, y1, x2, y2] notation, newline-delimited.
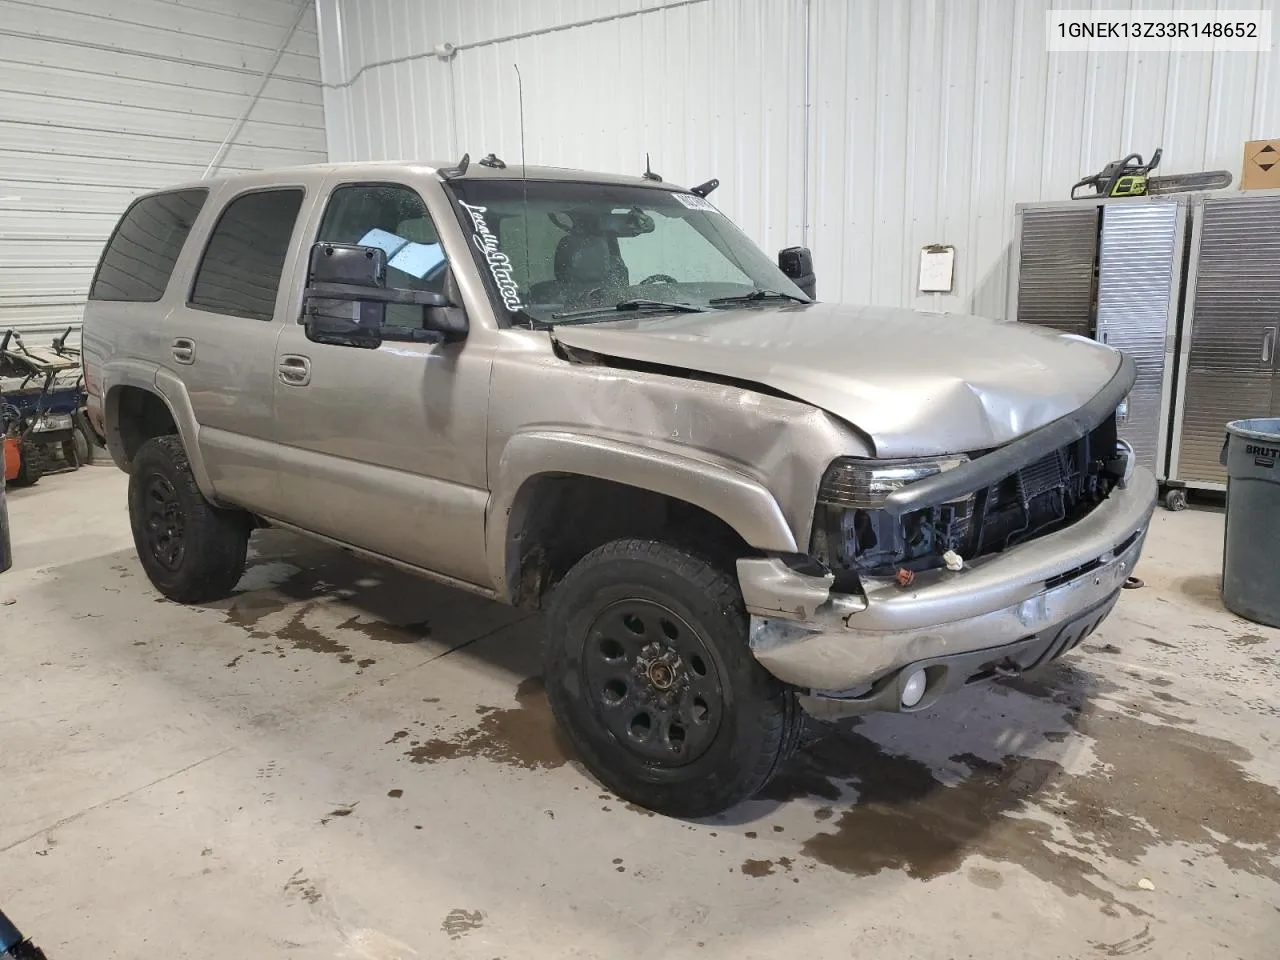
[89, 189, 207, 302]
[189, 188, 304, 321]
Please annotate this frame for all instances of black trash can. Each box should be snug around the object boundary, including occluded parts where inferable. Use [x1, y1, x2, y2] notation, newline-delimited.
[1221, 418, 1280, 628]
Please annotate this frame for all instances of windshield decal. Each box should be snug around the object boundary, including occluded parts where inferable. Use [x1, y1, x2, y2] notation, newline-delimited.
[459, 201, 523, 311]
[672, 192, 717, 212]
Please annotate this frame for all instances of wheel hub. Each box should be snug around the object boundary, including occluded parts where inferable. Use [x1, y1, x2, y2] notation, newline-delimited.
[635, 642, 688, 705]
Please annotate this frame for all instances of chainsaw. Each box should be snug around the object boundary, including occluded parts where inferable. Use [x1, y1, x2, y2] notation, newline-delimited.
[1070, 148, 1233, 199]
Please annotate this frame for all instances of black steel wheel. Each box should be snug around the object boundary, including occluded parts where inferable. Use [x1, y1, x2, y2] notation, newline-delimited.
[581, 599, 724, 767]
[140, 473, 186, 572]
[545, 539, 801, 818]
[127, 435, 249, 603]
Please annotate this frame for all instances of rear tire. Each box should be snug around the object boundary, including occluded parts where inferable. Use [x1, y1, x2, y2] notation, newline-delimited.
[544, 539, 800, 818]
[72, 412, 95, 465]
[128, 435, 249, 603]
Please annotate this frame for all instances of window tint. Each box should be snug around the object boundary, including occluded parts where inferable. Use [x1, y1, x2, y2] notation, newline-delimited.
[190, 188, 304, 321]
[317, 183, 448, 329]
[90, 189, 207, 302]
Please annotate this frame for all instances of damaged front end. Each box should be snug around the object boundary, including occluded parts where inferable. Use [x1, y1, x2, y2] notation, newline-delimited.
[740, 354, 1156, 718]
[810, 409, 1125, 586]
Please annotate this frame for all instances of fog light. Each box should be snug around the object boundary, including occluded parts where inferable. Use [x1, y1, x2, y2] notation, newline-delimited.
[900, 669, 927, 708]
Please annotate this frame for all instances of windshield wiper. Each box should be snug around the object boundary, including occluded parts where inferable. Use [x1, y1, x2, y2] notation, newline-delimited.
[709, 289, 809, 306]
[550, 298, 707, 322]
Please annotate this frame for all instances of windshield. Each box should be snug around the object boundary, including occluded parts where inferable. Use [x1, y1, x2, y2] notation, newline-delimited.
[444, 179, 808, 325]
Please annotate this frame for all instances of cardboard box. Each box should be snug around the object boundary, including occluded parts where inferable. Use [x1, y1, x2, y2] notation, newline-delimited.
[1242, 139, 1280, 190]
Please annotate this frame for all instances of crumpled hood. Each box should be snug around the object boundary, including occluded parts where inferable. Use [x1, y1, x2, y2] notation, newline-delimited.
[550, 302, 1122, 458]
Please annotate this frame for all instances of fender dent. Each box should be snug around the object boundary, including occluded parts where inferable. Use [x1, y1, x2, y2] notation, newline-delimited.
[486, 430, 798, 599]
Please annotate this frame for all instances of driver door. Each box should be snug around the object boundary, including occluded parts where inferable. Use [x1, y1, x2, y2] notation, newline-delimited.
[269, 179, 492, 586]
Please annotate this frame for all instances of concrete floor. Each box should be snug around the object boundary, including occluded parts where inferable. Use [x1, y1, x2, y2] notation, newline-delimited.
[2, 464, 1278, 960]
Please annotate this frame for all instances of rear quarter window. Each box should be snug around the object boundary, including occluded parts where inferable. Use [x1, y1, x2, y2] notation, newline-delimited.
[188, 188, 305, 322]
[89, 189, 208, 302]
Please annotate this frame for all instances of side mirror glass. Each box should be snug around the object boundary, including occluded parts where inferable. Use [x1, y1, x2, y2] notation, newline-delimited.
[778, 246, 816, 300]
[303, 243, 469, 347]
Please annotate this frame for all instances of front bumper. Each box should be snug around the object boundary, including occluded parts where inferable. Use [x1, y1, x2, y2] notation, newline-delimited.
[738, 466, 1157, 717]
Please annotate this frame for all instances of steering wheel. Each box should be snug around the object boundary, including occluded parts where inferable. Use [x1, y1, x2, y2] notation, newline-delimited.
[638, 273, 679, 285]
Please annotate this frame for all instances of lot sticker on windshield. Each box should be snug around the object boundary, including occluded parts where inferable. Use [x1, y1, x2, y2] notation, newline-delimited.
[672, 192, 717, 212]
[459, 201, 523, 311]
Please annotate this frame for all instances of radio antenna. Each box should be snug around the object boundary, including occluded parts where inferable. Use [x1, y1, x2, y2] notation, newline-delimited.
[514, 63, 531, 328]
[514, 63, 527, 178]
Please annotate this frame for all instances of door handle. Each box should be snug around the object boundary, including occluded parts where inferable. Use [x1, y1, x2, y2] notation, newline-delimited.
[1264, 326, 1277, 367]
[277, 354, 311, 386]
[171, 338, 195, 364]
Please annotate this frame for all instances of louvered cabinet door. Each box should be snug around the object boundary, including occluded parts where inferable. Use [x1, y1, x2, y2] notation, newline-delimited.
[1175, 195, 1280, 486]
[1014, 206, 1100, 336]
[1095, 200, 1183, 477]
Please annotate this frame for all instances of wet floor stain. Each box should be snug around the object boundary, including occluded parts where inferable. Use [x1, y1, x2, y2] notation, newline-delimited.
[441, 908, 485, 939]
[1178, 574, 1226, 610]
[338, 614, 430, 644]
[320, 803, 356, 825]
[283, 869, 321, 904]
[1230, 633, 1266, 647]
[740, 856, 795, 878]
[967, 866, 1004, 889]
[765, 660, 1280, 914]
[402, 676, 568, 771]
[218, 551, 445, 668]
[1089, 924, 1155, 957]
[276, 607, 355, 662]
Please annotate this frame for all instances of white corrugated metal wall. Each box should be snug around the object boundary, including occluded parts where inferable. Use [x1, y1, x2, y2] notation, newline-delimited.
[0, 0, 327, 338]
[318, 0, 1280, 320]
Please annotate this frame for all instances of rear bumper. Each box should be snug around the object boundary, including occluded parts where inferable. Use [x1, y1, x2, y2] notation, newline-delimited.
[738, 467, 1157, 717]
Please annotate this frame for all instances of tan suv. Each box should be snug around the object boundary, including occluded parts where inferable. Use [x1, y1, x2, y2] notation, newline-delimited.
[82, 158, 1156, 816]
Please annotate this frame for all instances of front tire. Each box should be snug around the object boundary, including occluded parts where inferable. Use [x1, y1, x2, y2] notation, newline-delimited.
[128, 435, 249, 603]
[544, 539, 800, 818]
[13, 440, 45, 486]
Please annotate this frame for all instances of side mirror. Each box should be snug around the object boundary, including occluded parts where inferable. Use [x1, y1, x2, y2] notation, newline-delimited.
[304, 243, 387, 348]
[778, 246, 816, 300]
[303, 242, 468, 348]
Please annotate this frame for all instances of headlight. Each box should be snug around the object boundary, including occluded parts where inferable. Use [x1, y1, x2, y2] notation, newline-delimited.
[818, 456, 969, 509]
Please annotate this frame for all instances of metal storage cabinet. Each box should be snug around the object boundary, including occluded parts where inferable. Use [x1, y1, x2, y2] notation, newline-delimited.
[1010, 197, 1186, 479]
[1169, 191, 1280, 491]
[1011, 205, 1099, 337]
